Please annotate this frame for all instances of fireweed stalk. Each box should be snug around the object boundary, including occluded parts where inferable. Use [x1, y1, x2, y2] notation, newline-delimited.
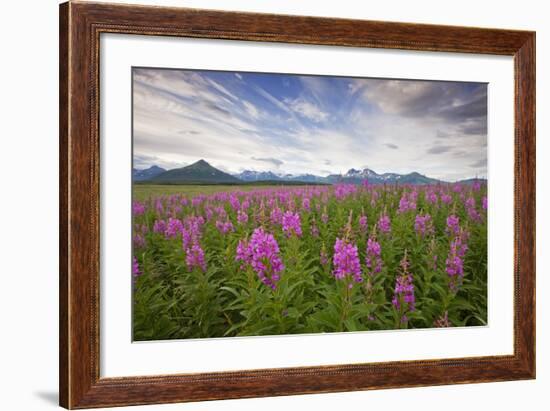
[132, 256, 141, 278]
[332, 235, 362, 331]
[414, 213, 433, 237]
[445, 228, 469, 293]
[235, 227, 284, 290]
[332, 238, 363, 285]
[358, 214, 368, 234]
[378, 212, 391, 234]
[365, 237, 382, 277]
[392, 251, 416, 327]
[185, 243, 207, 272]
[282, 210, 302, 237]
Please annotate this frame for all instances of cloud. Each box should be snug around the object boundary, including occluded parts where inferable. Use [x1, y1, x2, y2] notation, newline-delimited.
[427, 145, 454, 154]
[235, 73, 242, 80]
[470, 158, 487, 168]
[286, 97, 328, 122]
[385, 143, 399, 149]
[206, 78, 239, 101]
[252, 84, 293, 115]
[133, 153, 184, 170]
[242, 100, 260, 119]
[251, 157, 284, 168]
[460, 120, 487, 136]
[363, 80, 487, 121]
[324, 159, 332, 165]
[178, 130, 201, 135]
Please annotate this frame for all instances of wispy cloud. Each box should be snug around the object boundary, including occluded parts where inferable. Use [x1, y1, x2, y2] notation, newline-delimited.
[286, 97, 328, 123]
[251, 157, 284, 168]
[427, 145, 454, 155]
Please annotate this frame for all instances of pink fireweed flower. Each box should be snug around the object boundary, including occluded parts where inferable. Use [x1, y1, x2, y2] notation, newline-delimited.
[191, 197, 203, 208]
[132, 256, 141, 278]
[446, 214, 460, 235]
[171, 205, 182, 216]
[229, 194, 240, 211]
[445, 229, 469, 292]
[302, 197, 311, 212]
[236, 228, 284, 289]
[153, 219, 167, 234]
[414, 214, 433, 237]
[467, 206, 482, 222]
[365, 238, 382, 276]
[237, 209, 249, 225]
[441, 193, 452, 204]
[392, 253, 416, 320]
[185, 244, 207, 272]
[181, 229, 195, 250]
[332, 238, 363, 284]
[180, 215, 204, 249]
[165, 218, 183, 239]
[321, 212, 329, 225]
[398, 191, 417, 213]
[154, 199, 164, 216]
[464, 197, 481, 222]
[216, 206, 227, 219]
[282, 210, 302, 237]
[235, 238, 252, 269]
[482, 196, 488, 211]
[133, 233, 145, 249]
[334, 184, 357, 201]
[378, 214, 391, 233]
[132, 201, 146, 216]
[269, 206, 283, 225]
[426, 191, 438, 205]
[215, 219, 234, 234]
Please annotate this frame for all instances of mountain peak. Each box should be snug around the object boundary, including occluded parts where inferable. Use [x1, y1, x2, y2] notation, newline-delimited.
[152, 159, 240, 184]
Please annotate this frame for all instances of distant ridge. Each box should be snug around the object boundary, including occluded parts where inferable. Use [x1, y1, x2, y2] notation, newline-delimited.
[151, 159, 241, 184]
[133, 160, 486, 185]
[132, 165, 166, 181]
[235, 167, 445, 185]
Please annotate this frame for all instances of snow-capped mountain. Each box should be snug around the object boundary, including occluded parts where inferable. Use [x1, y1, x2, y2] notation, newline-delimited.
[234, 167, 441, 185]
[233, 170, 283, 181]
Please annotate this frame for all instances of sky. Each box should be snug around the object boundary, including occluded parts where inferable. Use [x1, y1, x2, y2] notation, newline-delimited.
[133, 67, 487, 181]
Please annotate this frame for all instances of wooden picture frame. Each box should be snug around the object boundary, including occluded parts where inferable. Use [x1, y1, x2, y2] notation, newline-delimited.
[59, 1, 535, 408]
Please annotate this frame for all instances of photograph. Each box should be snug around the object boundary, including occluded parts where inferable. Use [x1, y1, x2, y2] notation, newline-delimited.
[131, 67, 488, 341]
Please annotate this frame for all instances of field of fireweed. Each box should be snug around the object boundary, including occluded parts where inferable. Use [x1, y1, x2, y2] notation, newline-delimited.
[132, 181, 487, 341]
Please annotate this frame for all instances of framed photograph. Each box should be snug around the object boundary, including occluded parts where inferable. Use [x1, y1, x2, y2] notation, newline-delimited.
[59, 1, 535, 409]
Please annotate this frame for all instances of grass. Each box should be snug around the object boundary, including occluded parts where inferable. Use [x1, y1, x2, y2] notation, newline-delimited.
[133, 184, 306, 202]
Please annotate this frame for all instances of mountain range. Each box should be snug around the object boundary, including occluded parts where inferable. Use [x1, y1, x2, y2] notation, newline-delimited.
[133, 159, 484, 185]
